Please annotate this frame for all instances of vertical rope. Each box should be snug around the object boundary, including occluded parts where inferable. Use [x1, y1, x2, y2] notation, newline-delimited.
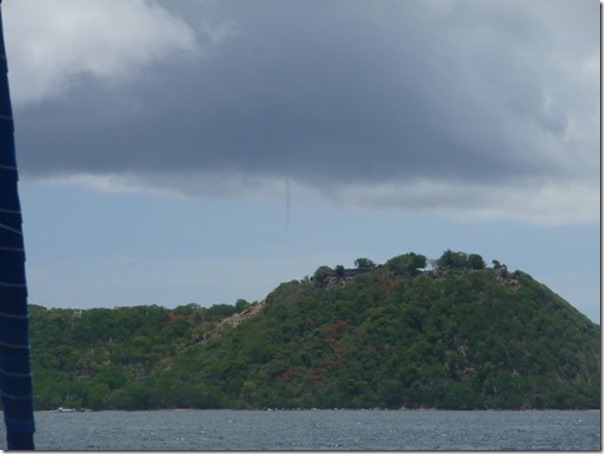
[0, 2, 36, 450]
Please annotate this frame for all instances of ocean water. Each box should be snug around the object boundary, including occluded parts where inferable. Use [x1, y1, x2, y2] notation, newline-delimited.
[1, 409, 600, 450]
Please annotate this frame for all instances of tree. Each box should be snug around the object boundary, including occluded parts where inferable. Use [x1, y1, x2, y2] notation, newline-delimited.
[437, 250, 488, 270]
[354, 257, 376, 271]
[235, 299, 251, 313]
[467, 254, 486, 270]
[172, 303, 201, 316]
[87, 383, 110, 410]
[437, 249, 468, 270]
[385, 253, 427, 277]
[335, 265, 345, 279]
[205, 304, 238, 320]
[313, 266, 334, 288]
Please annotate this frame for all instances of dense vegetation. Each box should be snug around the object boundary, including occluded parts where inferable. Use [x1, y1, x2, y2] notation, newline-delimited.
[23, 250, 600, 410]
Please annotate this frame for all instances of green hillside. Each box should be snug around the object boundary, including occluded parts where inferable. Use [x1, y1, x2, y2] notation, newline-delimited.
[27, 250, 600, 410]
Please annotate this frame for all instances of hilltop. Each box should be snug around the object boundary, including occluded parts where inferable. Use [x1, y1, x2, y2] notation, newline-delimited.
[26, 250, 600, 410]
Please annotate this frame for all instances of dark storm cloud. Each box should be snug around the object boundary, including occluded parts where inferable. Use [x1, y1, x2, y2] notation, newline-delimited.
[12, 0, 599, 193]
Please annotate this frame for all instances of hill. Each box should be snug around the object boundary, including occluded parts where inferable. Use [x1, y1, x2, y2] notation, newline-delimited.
[25, 250, 600, 410]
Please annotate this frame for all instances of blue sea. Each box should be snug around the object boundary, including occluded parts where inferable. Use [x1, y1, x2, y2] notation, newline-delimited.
[1, 409, 600, 450]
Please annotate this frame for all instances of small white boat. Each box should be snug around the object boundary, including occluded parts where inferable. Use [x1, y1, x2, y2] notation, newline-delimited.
[52, 407, 76, 413]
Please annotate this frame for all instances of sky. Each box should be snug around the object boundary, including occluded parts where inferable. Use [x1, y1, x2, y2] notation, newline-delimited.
[1, 0, 600, 322]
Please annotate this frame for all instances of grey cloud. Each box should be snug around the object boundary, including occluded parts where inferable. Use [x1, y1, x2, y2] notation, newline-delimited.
[13, 0, 598, 199]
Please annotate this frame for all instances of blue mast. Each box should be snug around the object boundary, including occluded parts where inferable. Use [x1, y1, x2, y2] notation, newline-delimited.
[0, 0, 36, 450]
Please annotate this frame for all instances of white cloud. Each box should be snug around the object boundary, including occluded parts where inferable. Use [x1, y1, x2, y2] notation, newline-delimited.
[30, 170, 598, 228]
[33, 172, 189, 198]
[4, 0, 199, 106]
[8, 0, 598, 228]
[331, 178, 599, 227]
